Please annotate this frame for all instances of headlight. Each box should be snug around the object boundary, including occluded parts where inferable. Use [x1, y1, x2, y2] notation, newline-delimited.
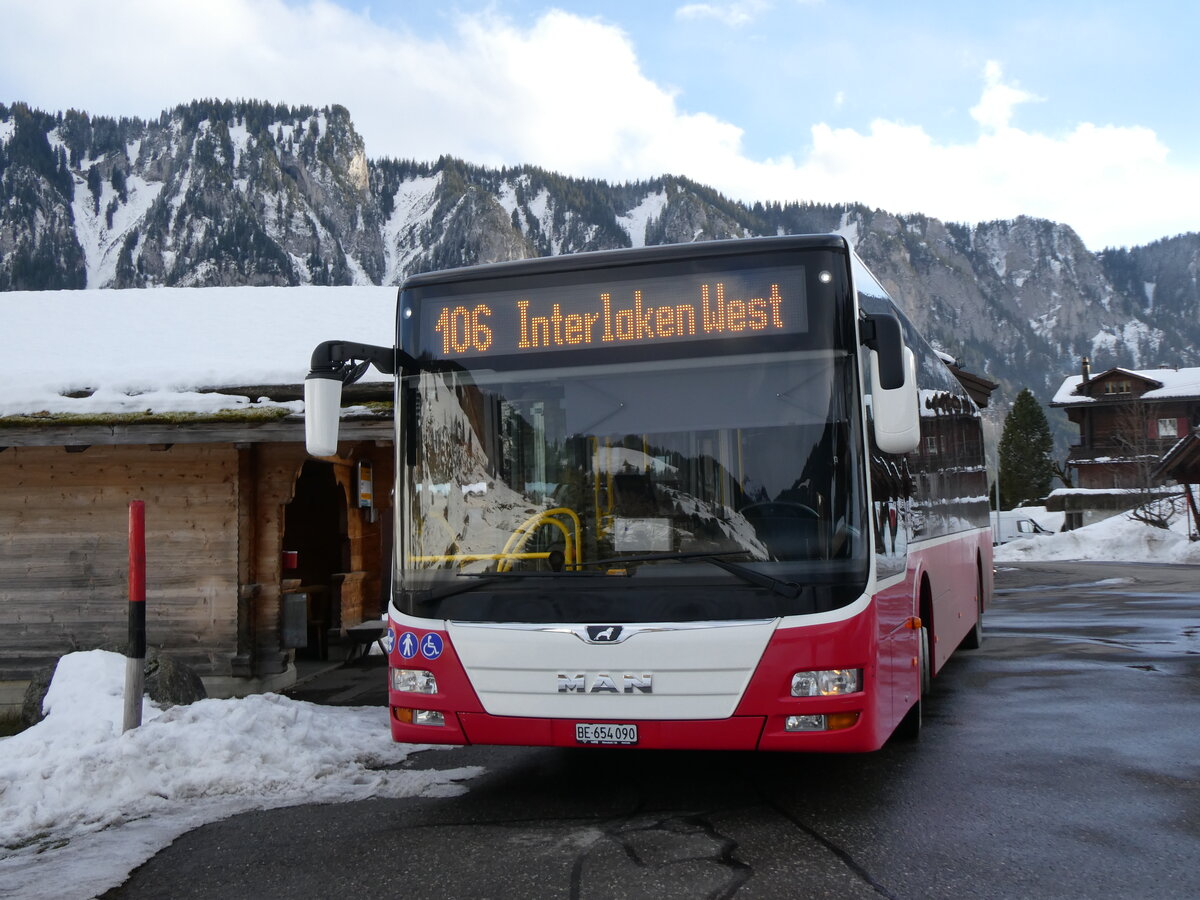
[785, 714, 825, 732]
[785, 711, 859, 732]
[391, 668, 438, 694]
[392, 707, 446, 727]
[790, 669, 862, 697]
[413, 709, 445, 726]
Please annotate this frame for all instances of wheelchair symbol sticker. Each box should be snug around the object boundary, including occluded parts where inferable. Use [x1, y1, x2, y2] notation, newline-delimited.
[398, 631, 419, 659]
[420, 633, 444, 660]
[382, 627, 396, 654]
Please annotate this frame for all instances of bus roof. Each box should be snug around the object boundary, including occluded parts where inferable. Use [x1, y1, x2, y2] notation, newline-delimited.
[398, 234, 850, 291]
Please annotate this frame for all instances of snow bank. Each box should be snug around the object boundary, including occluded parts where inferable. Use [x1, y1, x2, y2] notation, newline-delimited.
[0, 650, 483, 900]
[994, 512, 1200, 564]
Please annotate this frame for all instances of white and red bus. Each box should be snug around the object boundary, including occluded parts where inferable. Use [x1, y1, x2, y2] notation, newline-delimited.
[305, 235, 992, 751]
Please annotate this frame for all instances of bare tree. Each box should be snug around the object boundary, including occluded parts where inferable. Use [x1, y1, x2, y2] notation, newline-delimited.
[1052, 458, 1074, 489]
[1110, 403, 1180, 529]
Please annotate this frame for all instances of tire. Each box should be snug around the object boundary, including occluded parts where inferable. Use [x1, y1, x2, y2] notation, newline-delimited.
[961, 564, 984, 650]
[894, 625, 929, 742]
[917, 624, 932, 695]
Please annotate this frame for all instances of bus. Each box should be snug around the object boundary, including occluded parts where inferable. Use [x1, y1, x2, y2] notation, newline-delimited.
[304, 234, 992, 752]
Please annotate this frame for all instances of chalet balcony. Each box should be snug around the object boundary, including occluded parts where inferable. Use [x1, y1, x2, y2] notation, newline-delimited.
[1067, 438, 1180, 465]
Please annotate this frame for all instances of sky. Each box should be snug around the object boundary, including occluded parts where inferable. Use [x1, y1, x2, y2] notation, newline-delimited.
[1, 1, 1198, 250]
[1, 510, 1196, 897]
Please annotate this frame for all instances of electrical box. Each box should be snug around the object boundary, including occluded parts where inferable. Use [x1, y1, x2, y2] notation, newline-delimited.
[282, 593, 308, 648]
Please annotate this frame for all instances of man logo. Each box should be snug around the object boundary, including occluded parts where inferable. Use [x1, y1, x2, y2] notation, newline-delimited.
[586, 625, 622, 642]
[557, 672, 653, 694]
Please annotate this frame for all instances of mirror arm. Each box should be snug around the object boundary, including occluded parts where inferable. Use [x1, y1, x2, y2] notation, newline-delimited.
[307, 341, 417, 385]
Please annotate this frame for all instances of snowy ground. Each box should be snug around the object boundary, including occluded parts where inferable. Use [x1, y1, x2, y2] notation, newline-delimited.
[0, 651, 483, 900]
[994, 507, 1200, 564]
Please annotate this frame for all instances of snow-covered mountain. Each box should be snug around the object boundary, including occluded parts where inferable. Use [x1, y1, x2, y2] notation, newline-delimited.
[2, 99, 1198, 422]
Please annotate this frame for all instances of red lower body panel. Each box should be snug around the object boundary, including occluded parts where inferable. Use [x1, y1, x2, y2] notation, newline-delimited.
[388, 614, 885, 751]
[391, 710, 878, 752]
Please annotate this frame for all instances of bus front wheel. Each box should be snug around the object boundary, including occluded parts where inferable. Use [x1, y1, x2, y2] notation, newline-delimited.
[894, 624, 929, 741]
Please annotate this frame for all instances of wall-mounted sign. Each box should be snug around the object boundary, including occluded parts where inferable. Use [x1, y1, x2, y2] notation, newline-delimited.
[357, 460, 374, 509]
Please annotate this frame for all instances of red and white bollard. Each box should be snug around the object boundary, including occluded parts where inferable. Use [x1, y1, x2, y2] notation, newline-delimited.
[123, 500, 146, 732]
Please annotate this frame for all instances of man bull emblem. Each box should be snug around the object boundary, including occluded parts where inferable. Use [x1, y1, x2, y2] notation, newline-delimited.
[587, 625, 622, 642]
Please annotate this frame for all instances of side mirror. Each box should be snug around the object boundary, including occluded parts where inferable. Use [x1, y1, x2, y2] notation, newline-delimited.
[862, 313, 919, 455]
[303, 340, 399, 458]
[304, 373, 343, 457]
[870, 346, 920, 454]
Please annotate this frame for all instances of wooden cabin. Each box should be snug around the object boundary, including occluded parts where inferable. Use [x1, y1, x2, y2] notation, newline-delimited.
[0, 407, 394, 713]
[0, 285, 397, 719]
[1049, 358, 1200, 528]
[1154, 427, 1200, 539]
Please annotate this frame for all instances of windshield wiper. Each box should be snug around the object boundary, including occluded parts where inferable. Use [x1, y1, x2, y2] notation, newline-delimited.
[426, 568, 610, 602]
[424, 551, 805, 602]
[582, 550, 805, 600]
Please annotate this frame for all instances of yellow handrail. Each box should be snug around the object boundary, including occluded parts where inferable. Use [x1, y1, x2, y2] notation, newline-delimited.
[411, 552, 552, 565]
[497, 507, 581, 572]
[547, 507, 583, 565]
[415, 506, 583, 572]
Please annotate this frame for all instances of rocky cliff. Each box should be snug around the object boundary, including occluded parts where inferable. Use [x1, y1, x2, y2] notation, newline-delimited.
[2, 100, 1198, 427]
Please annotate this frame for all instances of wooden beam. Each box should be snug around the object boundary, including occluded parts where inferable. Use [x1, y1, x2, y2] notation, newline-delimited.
[0, 419, 393, 447]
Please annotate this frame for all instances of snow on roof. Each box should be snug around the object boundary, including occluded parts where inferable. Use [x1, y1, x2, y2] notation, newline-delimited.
[1051, 365, 1200, 406]
[1, 286, 397, 417]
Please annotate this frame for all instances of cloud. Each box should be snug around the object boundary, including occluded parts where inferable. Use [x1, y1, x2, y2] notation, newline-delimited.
[1, 3, 1195, 248]
[674, 1, 772, 27]
[970, 61, 1042, 132]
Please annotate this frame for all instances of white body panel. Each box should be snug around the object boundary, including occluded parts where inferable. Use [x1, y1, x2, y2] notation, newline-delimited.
[446, 619, 778, 720]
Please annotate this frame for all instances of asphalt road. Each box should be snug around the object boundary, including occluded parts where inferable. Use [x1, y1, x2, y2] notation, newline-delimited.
[106, 561, 1200, 899]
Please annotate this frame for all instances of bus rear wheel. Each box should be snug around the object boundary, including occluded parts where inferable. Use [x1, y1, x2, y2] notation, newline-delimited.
[961, 561, 984, 650]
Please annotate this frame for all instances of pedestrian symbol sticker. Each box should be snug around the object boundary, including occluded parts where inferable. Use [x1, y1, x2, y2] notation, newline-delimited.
[398, 631, 419, 660]
[421, 633, 444, 660]
[382, 627, 396, 655]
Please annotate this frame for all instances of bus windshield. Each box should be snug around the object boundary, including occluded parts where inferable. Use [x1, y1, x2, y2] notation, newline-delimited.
[399, 349, 867, 620]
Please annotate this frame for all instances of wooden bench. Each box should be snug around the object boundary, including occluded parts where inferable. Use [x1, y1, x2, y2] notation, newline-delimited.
[344, 619, 387, 663]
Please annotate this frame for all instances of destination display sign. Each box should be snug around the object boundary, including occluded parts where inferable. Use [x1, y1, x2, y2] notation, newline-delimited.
[416, 265, 808, 359]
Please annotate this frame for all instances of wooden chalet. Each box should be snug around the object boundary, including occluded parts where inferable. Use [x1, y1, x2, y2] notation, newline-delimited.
[0, 286, 397, 720]
[1154, 429, 1200, 538]
[1049, 358, 1200, 528]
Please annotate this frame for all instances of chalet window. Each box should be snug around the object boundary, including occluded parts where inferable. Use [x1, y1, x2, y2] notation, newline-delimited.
[1157, 418, 1178, 439]
[925, 435, 939, 456]
[1103, 380, 1131, 395]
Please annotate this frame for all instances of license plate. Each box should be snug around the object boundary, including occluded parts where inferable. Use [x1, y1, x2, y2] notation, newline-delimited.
[575, 723, 638, 745]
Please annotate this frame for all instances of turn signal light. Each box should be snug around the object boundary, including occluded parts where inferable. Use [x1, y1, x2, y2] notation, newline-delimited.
[825, 711, 860, 731]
